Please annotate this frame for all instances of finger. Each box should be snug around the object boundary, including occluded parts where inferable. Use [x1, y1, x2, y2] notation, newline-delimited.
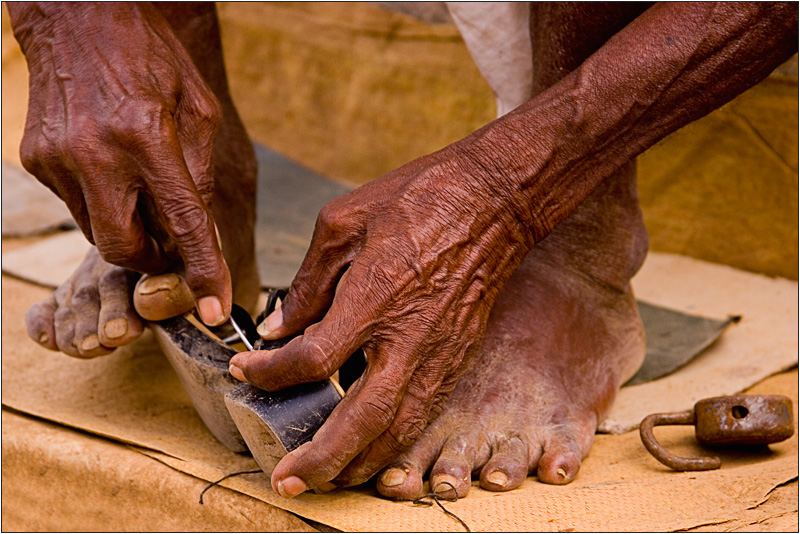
[137, 118, 231, 326]
[231, 269, 374, 391]
[20, 138, 94, 244]
[269, 361, 410, 497]
[258, 199, 360, 340]
[230, 310, 367, 392]
[84, 186, 171, 275]
[334, 358, 456, 486]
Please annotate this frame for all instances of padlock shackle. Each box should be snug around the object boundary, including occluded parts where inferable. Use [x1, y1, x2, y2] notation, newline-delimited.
[640, 411, 722, 471]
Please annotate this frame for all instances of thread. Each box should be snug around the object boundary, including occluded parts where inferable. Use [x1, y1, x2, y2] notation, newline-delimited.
[412, 480, 471, 532]
[198, 469, 263, 504]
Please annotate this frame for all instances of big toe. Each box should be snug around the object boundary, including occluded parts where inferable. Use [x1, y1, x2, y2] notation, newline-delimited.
[377, 429, 443, 500]
[133, 272, 195, 321]
[377, 466, 425, 500]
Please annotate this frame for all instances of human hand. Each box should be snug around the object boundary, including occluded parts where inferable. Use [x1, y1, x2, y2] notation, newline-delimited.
[229, 145, 534, 496]
[8, 2, 230, 325]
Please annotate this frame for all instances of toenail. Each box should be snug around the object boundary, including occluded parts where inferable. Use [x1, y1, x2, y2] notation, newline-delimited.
[486, 470, 509, 487]
[103, 318, 128, 339]
[229, 364, 246, 382]
[137, 274, 180, 295]
[198, 296, 226, 326]
[380, 468, 407, 487]
[557, 467, 567, 480]
[277, 476, 308, 498]
[38, 332, 50, 345]
[432, 474, 460, 496]
[80, 334, 100, 351]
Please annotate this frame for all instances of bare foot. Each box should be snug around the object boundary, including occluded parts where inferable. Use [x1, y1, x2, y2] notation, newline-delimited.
[25, 247, 145, 358]
[24, 4, 259, 357]
[377, 163, 648, 499]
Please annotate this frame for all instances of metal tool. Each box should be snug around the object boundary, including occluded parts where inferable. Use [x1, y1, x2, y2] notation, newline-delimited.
[640, 394, 794, 471]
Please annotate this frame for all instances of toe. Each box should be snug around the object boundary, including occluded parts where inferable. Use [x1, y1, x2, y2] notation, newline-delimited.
[377, 466, 424, 500]
[377, 428, 444, 500]
[479, 435, 529, 492]
[53, 307, 80, 357]
[25, 297, 58, 351]
[70, 285, 114, 358]
[98, 267, 143, 347]
[133, 273, 195, 321]
[537, 441, 582, 485]
[429, 434, 480, 499]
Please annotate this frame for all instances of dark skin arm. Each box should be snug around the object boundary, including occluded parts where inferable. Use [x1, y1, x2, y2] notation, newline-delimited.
[7, 2, 231, 326]
[229, 2, 798, 497]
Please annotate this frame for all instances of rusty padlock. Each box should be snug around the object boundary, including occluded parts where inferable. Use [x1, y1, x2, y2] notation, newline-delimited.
[640, 394, 794, 471]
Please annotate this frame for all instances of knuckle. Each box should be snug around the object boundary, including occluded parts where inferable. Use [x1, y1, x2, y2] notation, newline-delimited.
[160, 202, 210, 242]
[314, 201, 352, 240]
[19, 136, 43, 174]
[197, 93, 222, 129]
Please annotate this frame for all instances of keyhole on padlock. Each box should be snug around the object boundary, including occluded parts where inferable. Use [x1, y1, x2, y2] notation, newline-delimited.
[731, 405, 749, 419]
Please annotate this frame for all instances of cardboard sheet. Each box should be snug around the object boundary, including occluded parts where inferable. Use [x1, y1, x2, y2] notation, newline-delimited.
[2, 410, 315, 532]
[602, 253, 798, 433]
[1, 230, 89, 288]
[2, 252, 797, 530]
[1, 161, 76, 238]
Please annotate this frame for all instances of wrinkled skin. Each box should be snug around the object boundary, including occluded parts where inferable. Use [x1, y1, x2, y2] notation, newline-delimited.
[230, 146, 533, 492]
[11, 1, 798, 499]
[8, 2, 232, 326]
[230, 2, 798, 496]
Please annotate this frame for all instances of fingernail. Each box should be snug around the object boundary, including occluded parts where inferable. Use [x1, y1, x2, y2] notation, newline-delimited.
[198, 296, 226, 326]
[257, 309, 283, 339]
[316, 481, 337, 493]
[103, 318, 128, 339]
[557, 467, 567, 480]
[277, 476, 308, 498]
[486, 470, 509, 487]
[229, 363, 245, 382]
[38, 332, 50, 345]
[380, 468, 407, 487]
[137, 273, 179, 295]
[80, 334, 100, 351]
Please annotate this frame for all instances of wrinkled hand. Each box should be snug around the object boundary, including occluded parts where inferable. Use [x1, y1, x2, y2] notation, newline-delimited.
[8, 2, 230, 325]
[229, 145, 534, 496]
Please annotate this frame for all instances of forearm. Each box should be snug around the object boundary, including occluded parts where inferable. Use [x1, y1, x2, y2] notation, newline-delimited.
[457, 2, 797, 242]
